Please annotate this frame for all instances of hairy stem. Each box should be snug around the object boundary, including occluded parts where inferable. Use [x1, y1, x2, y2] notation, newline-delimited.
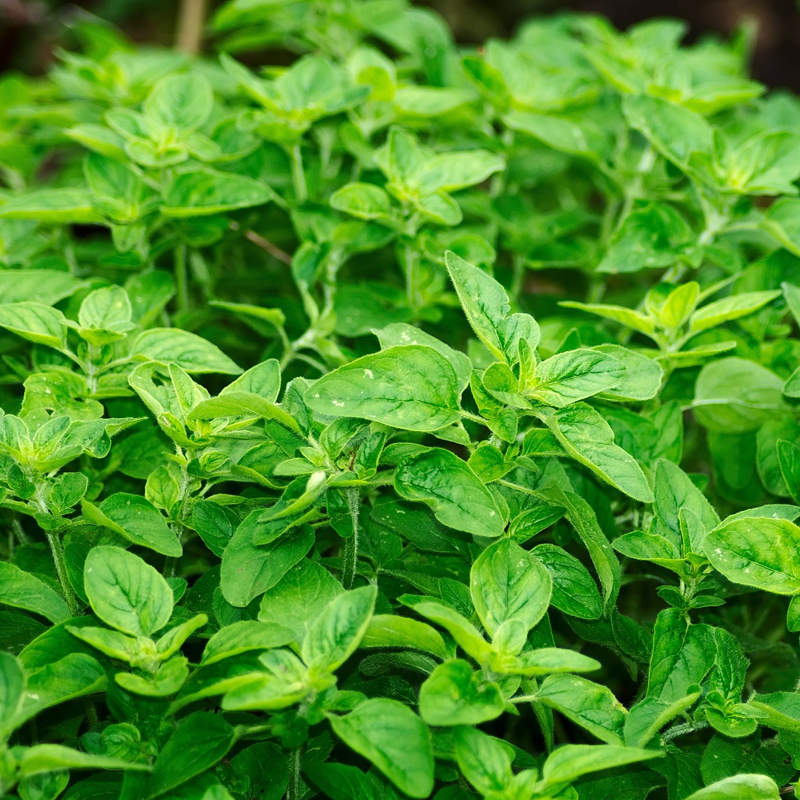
[342, 487, 360, 590]
[287, 746, 303, 800]
[47, 529, 79, 617]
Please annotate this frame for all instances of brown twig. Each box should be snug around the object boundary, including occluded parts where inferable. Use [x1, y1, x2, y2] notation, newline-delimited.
[244, 229, 293, 266]
[175, 0, 207, 54]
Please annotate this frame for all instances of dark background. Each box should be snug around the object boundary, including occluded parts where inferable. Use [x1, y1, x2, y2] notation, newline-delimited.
[3, 0, 800, 90]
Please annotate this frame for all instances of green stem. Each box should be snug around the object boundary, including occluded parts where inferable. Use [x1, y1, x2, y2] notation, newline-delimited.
[401, 244, 421, 314]
[342, 487, 360, 590]
[47, 529, 79, 617]
[510, 253, 525, 306]
[287, 746, 303, 800]
[175, 244, 189, 313]
[290, 144, 308, 205]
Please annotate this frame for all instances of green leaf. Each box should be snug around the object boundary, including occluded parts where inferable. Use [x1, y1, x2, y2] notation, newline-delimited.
[704, 516, 800, 594]
[305, 345, 461, 432]
[531, 349, 626, 407]
[452, 726, 512, 796]
[533, 544, 603, 620]
[693, 357, 786, 434]
[361, 615, 449, 660]
[161, 169, 274, 217]
[83, 546, 173, 637]
[541, 744, 663, 788]
[144, 712, 234, 799]
[625, 693, 701, 747]
[682, 775, 781, 800]
[511, 647, 600, 676]
[647, 609, 715, 704]
[16, 744, 149, 779]
[445, 250, 539, 363]
[536, 485, 621, 611]
[144, 73, 213, 132]
[302, 585, 377, 676]
[0, 652, 25, 738]
[302, 762, 382, 800]
[623, 94, 715, 177]
[258, 559, 343, 643]
[394, 447, 505, 537]
[534, 674, 625, 744]
[0, 562, 70, 624]
[419, 659, 504, 726]
[594, 345, 663, 402]
[598, 202, 697, 275]
[330, 182, 393, 220]
[0, 302, 66, 348]
[504, 110, 604, 160]
[408, 600, 494, 662]
[133, 328, 242, 375]
[689, 291, 781, 335]
[653, 459, 719, 552]
[16, 653, 106, 728]
[0, 270, 84, 306]
[0, 189, 100, 224]
[329, 699, 434, 799]
[541, 404, 654, 502]
[78, 285, 133, 332]
[560, 301, 656, 338]
[82, 493, 180, 557]
[470, 539, 551, 635]
[375, 323, 473, 392]
[200, 621, 296, 666]
[220, 513, 314, 607]
[418, 150, 505, 193]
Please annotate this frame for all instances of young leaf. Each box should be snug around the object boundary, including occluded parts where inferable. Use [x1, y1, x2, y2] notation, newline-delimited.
[470, 539, 552, 635]
[302, 585, 377, 676]
[83, 546, 173, 637]
[541, 404, 654, 502]
[531, 349, 625, 407]
[445, 250, 539, 363]
[419, 659, 505, 725]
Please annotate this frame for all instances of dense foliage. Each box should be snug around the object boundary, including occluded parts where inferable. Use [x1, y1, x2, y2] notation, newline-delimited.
[4, 3, 800, 799]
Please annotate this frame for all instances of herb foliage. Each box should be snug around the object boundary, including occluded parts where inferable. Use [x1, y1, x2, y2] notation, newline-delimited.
[1, 5, 800, 800]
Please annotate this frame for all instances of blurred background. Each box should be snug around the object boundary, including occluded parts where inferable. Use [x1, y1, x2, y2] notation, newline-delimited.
[3, 0, 800, 89]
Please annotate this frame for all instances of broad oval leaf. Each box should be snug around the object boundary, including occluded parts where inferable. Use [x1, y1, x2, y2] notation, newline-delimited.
[306, 345, 461, 432]
[470, 539, 552, 635]
[133, 328, 243, 375]
[704, 517, 800, 594]
[329, 698, 434, 799]
[84, 546, 173, 637]
[395, 447, 505, 537]
[0, 562, 70, 624]
[542, 403, 653, 502]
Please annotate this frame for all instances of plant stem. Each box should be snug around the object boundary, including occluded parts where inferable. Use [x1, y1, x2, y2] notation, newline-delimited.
[342, 487, 360, 589]
[175, 0, 207, 54]
[290, 144, 308, 205]
[47, 529, 79, 617]
[401, 244, 421, 313]
[175, 244, 189, 313]
[287, 746, 303, 800]
[244, 229, 293, 265]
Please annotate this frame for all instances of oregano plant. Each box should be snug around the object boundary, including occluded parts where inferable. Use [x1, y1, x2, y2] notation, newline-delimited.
[2, 4, 800, 800]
